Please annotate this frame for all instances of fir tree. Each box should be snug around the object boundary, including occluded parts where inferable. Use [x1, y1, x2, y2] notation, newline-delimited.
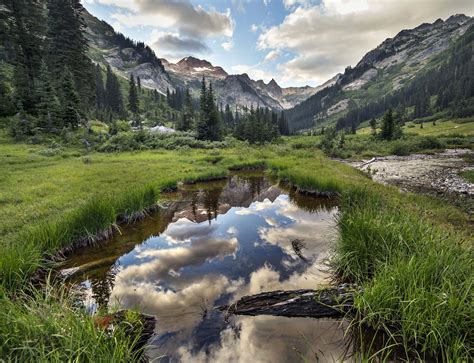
[196, 78, 209, 140]
[370, 118, 377, 136]
[36, 61, 60, 132]
[206, 82, 222, 141]
[60, 67, 81, 129]
[278, 111, 290, 136]
[94, 64, 105, 110]
[179, 86, 194, 131]
[137, 76, 141, 93]
[8, 0, 46, 112]
[46, 0, 95, 110]
[128, 74, 139, 114]
[105, 65, 124, 116]
[128, 74, 140, 126]
[380, 109, 394, 140]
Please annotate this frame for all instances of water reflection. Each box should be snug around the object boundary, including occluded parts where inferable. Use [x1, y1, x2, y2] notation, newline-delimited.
[62, 173, 347, 362]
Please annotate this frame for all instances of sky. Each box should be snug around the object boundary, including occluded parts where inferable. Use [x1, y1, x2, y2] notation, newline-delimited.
[82, 0, 473, 87]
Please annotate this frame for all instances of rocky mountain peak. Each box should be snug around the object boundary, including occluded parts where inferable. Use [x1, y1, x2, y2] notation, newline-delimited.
[177, 56, 212, 69]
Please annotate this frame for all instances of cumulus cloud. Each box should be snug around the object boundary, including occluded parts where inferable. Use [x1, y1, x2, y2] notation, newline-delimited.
[264, 50, 280, 62]
[110, 275, 229, 333]
[151, 32, 211, 60]
[117, 237, 238, 281]
[90, 0, 234, 60]
[222, 40, 234, 51]
[94, 0, 234, 37]
[283, 0, 313, 9]
[178, 315, 347, 363]
[259, 0, 474, 85]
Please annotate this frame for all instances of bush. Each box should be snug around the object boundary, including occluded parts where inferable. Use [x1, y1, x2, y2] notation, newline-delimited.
[391, 140, 412, 156]
[415, 136, 445, 150]
[98, 130, 227, 152]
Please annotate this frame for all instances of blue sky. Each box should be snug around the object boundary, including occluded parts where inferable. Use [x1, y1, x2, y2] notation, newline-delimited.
[82, 0, 473, 87]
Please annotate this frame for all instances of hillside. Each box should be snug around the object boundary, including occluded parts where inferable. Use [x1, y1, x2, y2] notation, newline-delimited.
[286, 15, 474, 132]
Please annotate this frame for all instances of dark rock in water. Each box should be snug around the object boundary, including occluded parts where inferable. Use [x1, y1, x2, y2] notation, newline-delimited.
[218, 285, 358, 319]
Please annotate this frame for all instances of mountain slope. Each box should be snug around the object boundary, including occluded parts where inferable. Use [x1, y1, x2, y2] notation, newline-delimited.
[286, 14, 473, 132]
[82, 9, 174, 94]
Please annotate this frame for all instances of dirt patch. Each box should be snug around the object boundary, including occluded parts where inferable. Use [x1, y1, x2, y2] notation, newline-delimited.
[347, 149, 473, 212]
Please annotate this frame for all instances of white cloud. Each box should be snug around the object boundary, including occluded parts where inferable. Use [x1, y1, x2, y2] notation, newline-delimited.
[251, 24, 260, 32]
[283, 0, 313, 9]
[94, 0, 234, 37]
[259, 0, 474, 85]
[264, 50, 280, 62]
[222, 40, 234, 51]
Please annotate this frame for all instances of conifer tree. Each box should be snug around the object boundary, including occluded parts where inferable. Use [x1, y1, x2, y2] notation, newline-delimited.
[206, 82, 222, 141]
[370, 118, 377, 136]
[137, 76, 142, 93]
[60, 67, 81, 129]
[105, 65, 124, 116]
[36, 61, 60, 132]
[46, 0, 95, 110]
[278, 111, 289, 136]
[8, 0, 45, 112]
[179, 86, 194, 131]
[128, 74, 140, 126]
[380, 109, 395, 140]
[196, 78, 209, 140]
[94, 64, 106, 110]
[128, 74, 139, 115]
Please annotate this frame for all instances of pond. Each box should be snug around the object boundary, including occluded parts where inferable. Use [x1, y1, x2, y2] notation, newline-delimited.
[61, 172, 349, 362]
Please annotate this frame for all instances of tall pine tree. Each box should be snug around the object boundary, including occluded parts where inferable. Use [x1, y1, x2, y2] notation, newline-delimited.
[105, 65, 124, 116]
[36, 61, 60, 132]
[61, 67, 81, 129]
[46, 0, 95, 111]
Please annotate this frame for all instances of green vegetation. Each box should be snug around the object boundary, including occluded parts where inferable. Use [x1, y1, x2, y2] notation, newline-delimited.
[0, 130, 472, 360]
[2, 1, 472, 361]
[337, 187, 472, 360]
[287, 23, 474, 133]
[0, 283, 145, 361]
[460, 169, 474, 183]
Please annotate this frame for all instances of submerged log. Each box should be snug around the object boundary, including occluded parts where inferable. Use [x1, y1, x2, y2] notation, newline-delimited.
[218, 284, 358, 319]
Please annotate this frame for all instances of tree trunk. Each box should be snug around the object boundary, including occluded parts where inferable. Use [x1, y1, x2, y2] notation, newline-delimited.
[217, 285, 358, 319]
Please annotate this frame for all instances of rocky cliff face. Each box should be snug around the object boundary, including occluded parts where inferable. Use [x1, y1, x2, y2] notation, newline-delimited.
[162, 56, 321, 110]
[340, 14, 473, 92]
[82, 9, 174, 94]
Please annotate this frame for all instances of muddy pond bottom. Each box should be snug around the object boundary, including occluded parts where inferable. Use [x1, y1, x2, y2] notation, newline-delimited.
[61, 173, 348, 362]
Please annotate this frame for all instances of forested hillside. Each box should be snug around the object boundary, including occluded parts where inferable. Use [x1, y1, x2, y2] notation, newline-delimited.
[0, 0, 289, 146]
[286, 15, 474, 132]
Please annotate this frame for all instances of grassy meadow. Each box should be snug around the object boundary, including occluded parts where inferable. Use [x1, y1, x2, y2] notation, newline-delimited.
[0, 128, 472, 361]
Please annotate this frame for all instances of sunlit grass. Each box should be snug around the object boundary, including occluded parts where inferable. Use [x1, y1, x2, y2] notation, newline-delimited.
[0, 129, 472, 360]
[0, 283, 144, 362]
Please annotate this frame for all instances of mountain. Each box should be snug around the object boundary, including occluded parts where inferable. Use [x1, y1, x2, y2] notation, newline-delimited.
[82, 9, 319, 110]
[286, 14, 474, 132]
[162, 56, 324, 110]
[82, 9, 174, 94]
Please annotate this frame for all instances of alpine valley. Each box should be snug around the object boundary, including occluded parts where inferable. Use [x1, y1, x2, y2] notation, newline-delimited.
[83, 8, 472, 132]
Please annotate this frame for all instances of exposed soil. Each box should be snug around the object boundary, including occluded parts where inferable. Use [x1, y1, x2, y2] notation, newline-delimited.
[347, 149, 474, 212]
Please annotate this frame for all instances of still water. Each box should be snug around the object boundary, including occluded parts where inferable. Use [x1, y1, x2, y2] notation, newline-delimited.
[61, 173, 349, 362]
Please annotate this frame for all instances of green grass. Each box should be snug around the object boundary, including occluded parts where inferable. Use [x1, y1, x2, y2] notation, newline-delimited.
[358, 117, 474, 137]
[0, 283, 145, 362]
[336, 186, 473, 360]
[0, 130, 472, 361]
[460, 169, 474, 183]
